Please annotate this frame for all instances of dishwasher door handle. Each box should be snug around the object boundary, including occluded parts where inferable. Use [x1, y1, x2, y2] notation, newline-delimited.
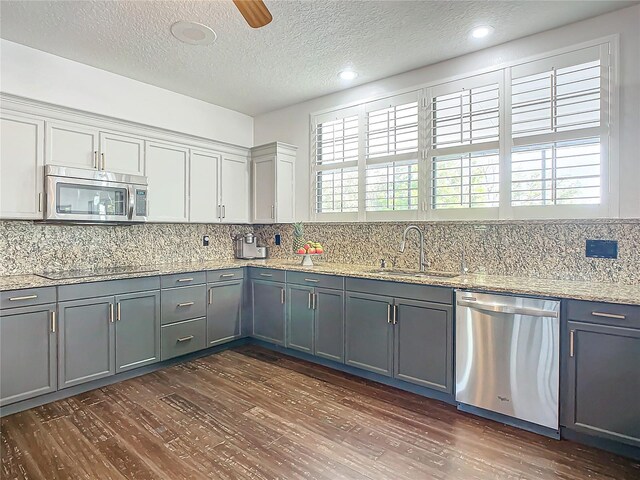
[457, 299, 559, 318]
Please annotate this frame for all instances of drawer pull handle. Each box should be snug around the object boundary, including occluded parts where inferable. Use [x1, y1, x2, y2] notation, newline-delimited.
[304, 278, 319, 283]
[177, 302, 195, 307]
[9, 294, 38, 301]
[221, 273, 235, 278]
[177, 335, 194, 343]
[260, 273, 273, 277]
[177, 278, 194, 282]
[591, 311, 626, 320]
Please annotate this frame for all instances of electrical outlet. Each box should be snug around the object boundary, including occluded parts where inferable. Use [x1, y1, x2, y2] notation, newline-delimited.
[586, 239, 617, 259]
[202, 235, 210, 247]
[275, 234, 281, 246]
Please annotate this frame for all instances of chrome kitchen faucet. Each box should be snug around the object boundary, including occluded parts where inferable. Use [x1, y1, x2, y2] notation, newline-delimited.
[398, 225, 428, 272]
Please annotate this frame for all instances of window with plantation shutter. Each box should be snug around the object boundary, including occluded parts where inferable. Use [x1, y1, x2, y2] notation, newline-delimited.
[427, 71, 502, 212]
[312, 108, 360, 215]
[510, 46, 609, 209]
[364, 93, 419, 213]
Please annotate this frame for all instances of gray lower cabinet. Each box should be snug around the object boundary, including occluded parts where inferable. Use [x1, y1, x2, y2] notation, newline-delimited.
[0, 303, 57, 406]
[393, 299, 452, 392]
[207, 280, 243, 346]
[287, 284, 314, 353]
[345, 291, 394, 376]
[565, 320, 640, 447]
[58, 296, 116, 389]
[115, 290, 161, 373]
[252, 279, 286, 344]
[314, 288, 345, 362]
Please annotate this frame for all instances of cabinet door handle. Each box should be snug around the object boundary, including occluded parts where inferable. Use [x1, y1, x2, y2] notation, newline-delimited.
[177, 278, 194, 282]
[220, 273, 235, 278]
[304, 278, 319, 283]
[393, 304, 398, 325]
[281, 288, 285, 304]
[591, 311, 626, 320]
[222, 205, 226, 219]
[101, 152, 106, 170]
[38, 192, 43, 212]
[50, 310, 56, 333]
[177, 335, 194, 343]
[313, 293, 317, 310]
[8, 294, 38, 301]
[209, 288, 213, 305]
[116, 302, 121, 321]
[260, 273, 273, 277]
[271, 205, 275, 219]
[569, 330, 575, 357]
[387, 304, 392, 324]
[93, 151, 98, 169]
[177, 302, 194, 307]
[109, 303, 114, 323]
[308, 291, 312, 309]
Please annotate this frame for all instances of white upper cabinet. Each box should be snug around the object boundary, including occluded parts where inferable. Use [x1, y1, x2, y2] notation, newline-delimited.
[98, 131, 145, 176]
[251, 142, 296, 224]
[220, 153, 250, 224]
[145, 141, 189, 223]
[189, 149, 220, 223]
[0, 112, 45, 219]
[45, 121, 99, 169]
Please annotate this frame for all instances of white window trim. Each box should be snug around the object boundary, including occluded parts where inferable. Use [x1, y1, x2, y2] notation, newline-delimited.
[309, 35, 619, 222]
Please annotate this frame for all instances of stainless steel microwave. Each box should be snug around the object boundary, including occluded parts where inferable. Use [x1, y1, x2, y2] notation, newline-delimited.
[44, 165, 148, 223]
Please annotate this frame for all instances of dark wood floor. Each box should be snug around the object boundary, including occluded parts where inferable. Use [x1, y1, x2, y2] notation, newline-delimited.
[1, 346, 638, 480]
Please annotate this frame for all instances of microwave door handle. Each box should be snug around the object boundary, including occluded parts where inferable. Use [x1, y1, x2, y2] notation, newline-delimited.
[128, 186, 135, 220]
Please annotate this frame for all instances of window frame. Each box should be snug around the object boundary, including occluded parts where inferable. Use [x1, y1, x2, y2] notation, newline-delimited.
[309, 36, 619, 222]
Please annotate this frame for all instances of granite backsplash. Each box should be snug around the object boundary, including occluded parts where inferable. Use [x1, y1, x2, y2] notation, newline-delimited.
[0, 221, 251, 276]
[254, 220, 640, 285]
[2, 219, 639, 285]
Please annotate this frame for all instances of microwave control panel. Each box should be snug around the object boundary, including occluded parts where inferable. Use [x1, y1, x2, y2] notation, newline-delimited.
[135, 189, 148, 216]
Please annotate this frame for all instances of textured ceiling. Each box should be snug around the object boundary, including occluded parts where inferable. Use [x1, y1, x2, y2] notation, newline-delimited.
[0, 0, 636, 115]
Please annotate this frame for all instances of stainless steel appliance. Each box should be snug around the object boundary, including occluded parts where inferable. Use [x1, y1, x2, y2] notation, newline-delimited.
[455, 291, 560, 431]
[44, 165, 148, 223]
[235, 232, 267, 259]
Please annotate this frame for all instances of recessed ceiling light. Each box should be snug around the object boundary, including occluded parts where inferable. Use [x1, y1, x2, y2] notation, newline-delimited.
[171, 21, 217, 45]
[338, 70, 358, 81]
[470, 25, 494, 39]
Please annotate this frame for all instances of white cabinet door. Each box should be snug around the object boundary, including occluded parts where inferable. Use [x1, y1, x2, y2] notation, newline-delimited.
[145, 141, 189, 223]
[45, 121, 99, 169]
[252, 155, 276, 223]
[0, 113, 45, 219]
[276, 150, 296, 223]
[220, 153, 249, 223]
[190, 149, 220, 223]
[99, 131, 145, 175]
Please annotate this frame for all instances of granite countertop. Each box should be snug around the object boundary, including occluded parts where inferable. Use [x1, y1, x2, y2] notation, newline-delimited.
[1, 259, 638, 306]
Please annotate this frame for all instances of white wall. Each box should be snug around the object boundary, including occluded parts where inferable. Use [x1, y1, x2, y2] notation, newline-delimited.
[254, 5, 640, 220]
[0, 39, 253, 147]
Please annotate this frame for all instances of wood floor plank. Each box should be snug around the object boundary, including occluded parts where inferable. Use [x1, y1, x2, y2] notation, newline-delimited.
[1, 345, 638, 480]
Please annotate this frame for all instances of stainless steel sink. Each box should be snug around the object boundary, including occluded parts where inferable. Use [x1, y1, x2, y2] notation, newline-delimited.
[368, 269, 459, 279]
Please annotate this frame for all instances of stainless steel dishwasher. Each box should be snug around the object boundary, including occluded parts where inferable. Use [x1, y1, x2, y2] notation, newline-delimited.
[455, 291, 560, 432]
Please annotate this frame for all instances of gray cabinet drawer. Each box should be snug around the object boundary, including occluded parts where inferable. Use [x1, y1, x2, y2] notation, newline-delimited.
[567, 300, 640, 329]
[58, 276, 160, 301]
[161, 317, 206, 360]
[345, 277, 452, 305]
[161, 285, 206, 325]
[1, 287, 56, 309]
[206, 268, 244, 283]
[249, 268, 286, 283]
[160, 271, 206, 288]
[286, 271, 344, 290]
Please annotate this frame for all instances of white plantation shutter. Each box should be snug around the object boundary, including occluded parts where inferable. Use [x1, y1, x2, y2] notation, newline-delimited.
[509, 46, 609, 209]
[427, 72, 502, 212]
[312, 107, 360, 216]
[364, 93, 419, 213]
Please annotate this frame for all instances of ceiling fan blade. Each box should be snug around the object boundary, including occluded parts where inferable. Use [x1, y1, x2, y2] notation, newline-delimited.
[233, 0, 273, 29]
